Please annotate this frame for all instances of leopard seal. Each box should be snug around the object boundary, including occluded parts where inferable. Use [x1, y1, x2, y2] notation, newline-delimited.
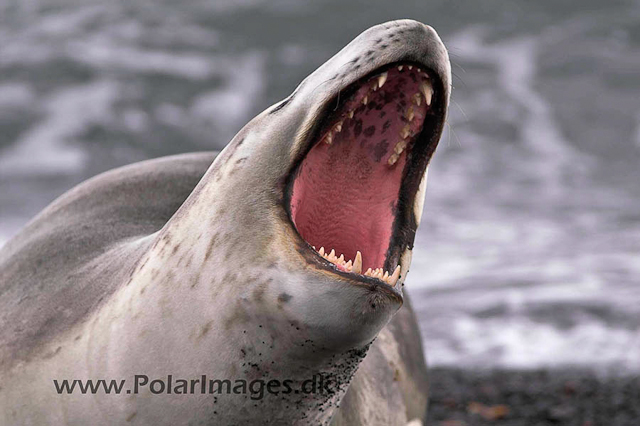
[0, 19, 450, 425]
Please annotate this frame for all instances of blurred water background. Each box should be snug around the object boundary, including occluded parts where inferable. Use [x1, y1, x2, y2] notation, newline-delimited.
[1, 0, 639, 372]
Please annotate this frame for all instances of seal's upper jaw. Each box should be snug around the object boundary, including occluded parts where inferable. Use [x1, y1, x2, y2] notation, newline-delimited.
[281, 20, 449, 296]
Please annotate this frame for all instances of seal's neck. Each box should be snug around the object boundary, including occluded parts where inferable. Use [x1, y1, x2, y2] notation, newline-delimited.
[83, 132, 374, 423]
[88, 232, 371, 424]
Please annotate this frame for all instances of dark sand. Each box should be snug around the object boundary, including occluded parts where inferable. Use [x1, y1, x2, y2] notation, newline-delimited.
[426, 367, 640, 426]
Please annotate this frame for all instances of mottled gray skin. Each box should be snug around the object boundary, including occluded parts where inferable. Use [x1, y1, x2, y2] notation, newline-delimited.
[0, 19, 449, 426]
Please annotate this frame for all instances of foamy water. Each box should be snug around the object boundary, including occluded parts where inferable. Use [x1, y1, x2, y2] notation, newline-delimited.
[1, 0, 639, 372]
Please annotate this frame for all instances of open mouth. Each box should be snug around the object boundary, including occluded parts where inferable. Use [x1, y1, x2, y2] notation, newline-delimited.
[286, 63, 444, 289]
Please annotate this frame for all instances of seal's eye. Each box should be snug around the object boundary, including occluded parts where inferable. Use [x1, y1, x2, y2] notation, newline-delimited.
[288, 64, 436, 286]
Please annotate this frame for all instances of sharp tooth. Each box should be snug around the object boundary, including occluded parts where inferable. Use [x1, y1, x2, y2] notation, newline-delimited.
[319, 247, 325, 256]
[335, 121, 343, 132]
[353, 251, 362, 274]
[398, 65, 403, 71]
[383, 271, 389, 282]
[365, 268, 372, 276]
[348, 110, 354, 119]
[421, 81, 433, 106]
[338, 254, 344, 263]
[345, 260, 353, 270]
[388, 153, 399, 166]
[389, 265, 401, 286]
[413, 92, 421, 106]
[408, 65, 413, 70]
[362, 96, 368, 105]
[329, 249, 336, 259]
[400, 124, 411, 139]
[406, 106, 414, 122]
[378, 72, 387, 89]
[325, 133, 333, 144]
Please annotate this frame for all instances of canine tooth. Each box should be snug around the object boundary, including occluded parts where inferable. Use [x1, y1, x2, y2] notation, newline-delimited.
[390, 265, 401, 286]
[319, 247, 325, 256]
[353, 251, 362, 274]
[421, 81, 433, 106]
[362, 96, 368, 105]
[348, 110, 354, 119]
[400, 124, 411, 139]
[378, 72, 387, 89]
[398, 65, 403, 71]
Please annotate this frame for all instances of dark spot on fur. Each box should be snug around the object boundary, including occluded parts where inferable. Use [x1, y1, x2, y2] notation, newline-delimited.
[252, 284, 266, 302]
[204, 234, 218, 261]
[199, 321, 213, 339]
[278, 293, 292, 303]
[191, 272, 201, 289]
[42, 346, 62, 359]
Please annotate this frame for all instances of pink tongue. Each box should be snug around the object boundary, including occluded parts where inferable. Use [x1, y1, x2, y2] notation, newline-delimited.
[290, 67, 429, 272]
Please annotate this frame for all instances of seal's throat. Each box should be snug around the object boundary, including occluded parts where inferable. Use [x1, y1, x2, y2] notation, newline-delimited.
[289, 64, 439, 286]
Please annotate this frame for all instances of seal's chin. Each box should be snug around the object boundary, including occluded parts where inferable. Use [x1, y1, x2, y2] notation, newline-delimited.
[286, 63, 444, 289]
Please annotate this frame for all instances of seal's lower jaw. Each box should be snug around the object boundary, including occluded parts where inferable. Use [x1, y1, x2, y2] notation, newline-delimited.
[286, 63, 445, 294]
